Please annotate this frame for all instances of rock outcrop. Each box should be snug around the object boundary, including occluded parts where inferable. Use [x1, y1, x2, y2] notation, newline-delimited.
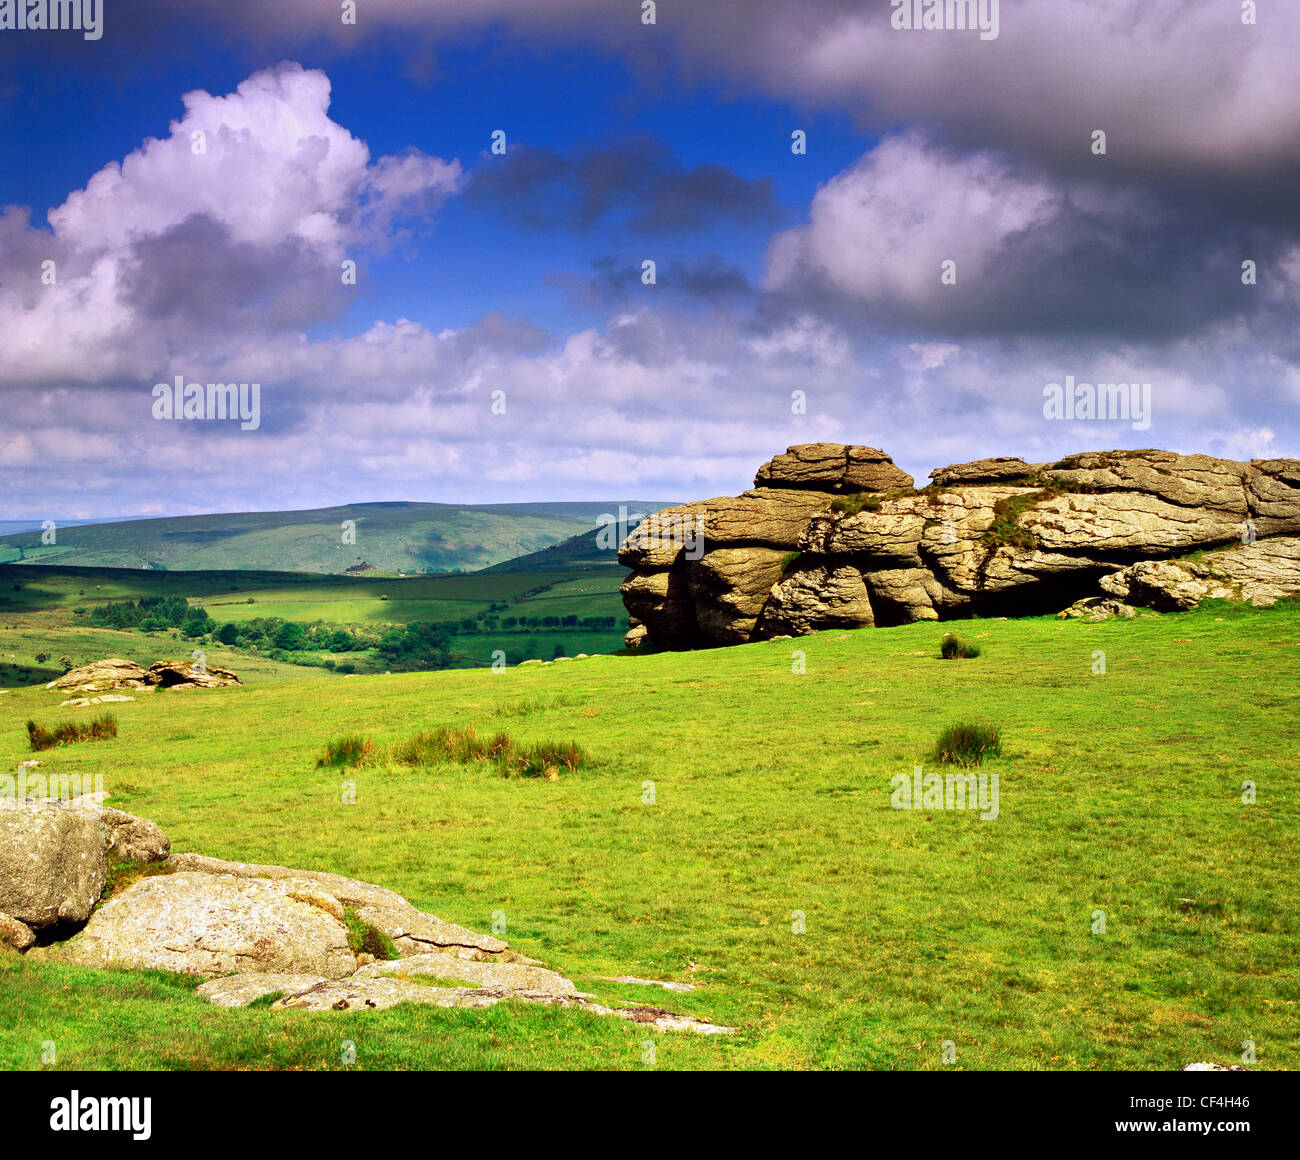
[52, 659, 151, 693]
[620, 445, 1300, 647]
[50, 657, 241, 694]
[2, 805, 729, 1032]
[0, 800, 170, 929]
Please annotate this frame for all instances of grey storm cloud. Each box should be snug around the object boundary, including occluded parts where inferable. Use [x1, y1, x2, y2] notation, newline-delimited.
[764, 133, 1300, 340]
[465, 138, 782, 234]
[27, 0, 1297, 192]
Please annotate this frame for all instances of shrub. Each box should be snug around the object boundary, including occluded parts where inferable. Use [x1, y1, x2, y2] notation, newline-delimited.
[27, 712, 118, 752]
[934, 721, 1002, 767]
[315, 734, 375, 769]
[939, 632, 981, 659]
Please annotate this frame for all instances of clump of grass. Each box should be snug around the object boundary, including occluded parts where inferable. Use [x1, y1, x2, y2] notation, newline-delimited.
[315, 734, 375, 769]
[934, 721, 1002, 767]
[342, 907, 400, 960]
[391, 724, 586, 779]
[939, 632, 981, 659]
[982, 492, 1042, 549]
[26, 712, 118, 752]
[490, 695, 570, 718]
[780, 551, 802, 572]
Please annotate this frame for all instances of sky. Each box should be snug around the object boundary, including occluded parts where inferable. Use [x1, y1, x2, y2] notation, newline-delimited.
[1, 0, 1298, 519]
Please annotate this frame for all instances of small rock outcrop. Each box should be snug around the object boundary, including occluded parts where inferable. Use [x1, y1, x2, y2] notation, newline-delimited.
[146, 660, 241, 689]
[49, 657, 241, 694]
[2, 807, 728, 1033]
[620, 445, 1300, 647]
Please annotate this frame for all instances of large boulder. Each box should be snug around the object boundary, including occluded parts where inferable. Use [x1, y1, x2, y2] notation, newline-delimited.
[929, 457, 1035, 487]
[0, 806, 106, 928]
[98, 808, 170, 864]
[52, 872, 359, 978]
[1101, 537, 1300, 610]
[165, 852, 509, 958]
[754, 443, 914, 492]
[756, 560, 875, 636]
[51, 659, 150, 693]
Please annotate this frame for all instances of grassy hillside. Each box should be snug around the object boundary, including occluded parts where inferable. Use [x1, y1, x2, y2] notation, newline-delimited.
[0, 500, 669, 574]
[481, 525, 624, 572]
[2, 601, 1297, 1070]
[0, 562, 630, 682]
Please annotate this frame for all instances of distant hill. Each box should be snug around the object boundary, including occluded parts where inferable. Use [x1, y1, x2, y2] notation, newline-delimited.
[0, 501, 672, 575]
[481, 520, 644, 572]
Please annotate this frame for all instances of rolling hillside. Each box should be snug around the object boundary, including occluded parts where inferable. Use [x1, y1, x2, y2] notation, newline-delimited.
[0, 501, 670, 575]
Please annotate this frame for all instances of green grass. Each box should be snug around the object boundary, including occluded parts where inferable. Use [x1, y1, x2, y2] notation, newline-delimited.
[933, 720, 1002, 767]
[1, 602, 1298, 1070]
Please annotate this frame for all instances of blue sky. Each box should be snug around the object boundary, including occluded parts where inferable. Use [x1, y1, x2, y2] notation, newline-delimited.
[1, 1, 1298, 518]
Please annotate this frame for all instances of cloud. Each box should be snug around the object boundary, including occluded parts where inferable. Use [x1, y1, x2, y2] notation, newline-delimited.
[57, 0, 1300, 193]
[0, 62, 461, 382]
[465, 138, 780, 234]
[765, 132, 1295, 337]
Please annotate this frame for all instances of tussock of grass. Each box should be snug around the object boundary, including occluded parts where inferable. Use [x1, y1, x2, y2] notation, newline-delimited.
[26, 712, 117, 752]
[939, 632, 981, 659]
[315, 734, 375, 769]
[391, 724, 585, 779]
[934, 721, 1002, 767]
[490, 695, 570, 718]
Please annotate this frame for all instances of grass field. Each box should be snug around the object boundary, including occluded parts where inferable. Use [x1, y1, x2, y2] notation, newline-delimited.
[0, 563, 629, 680]
[2, 601, 1297, 1070]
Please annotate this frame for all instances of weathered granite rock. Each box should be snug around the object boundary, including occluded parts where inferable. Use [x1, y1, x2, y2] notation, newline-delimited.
[98, 808, 170, 864]
[929, 457, 1035, 486]
[51, 872, 359, 978]
[756, 560, 875, 636]
[686, 546, 793, 643]
[267, 977, 735, 1032]
[146, 660, 241, 689]
[0, 806, 106, 928]
[51, 659, 151, 693]
[0, 910, 35, 950]
[1057, 597, 1137, 621]
[351, 904, 508, 958]
[197, 973, 328, 1008]
[1101, 538, 1300, 610]
[621, 445, 1300, 645]
[755, 443, 913, 492]
[354, 951, 579, 994]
